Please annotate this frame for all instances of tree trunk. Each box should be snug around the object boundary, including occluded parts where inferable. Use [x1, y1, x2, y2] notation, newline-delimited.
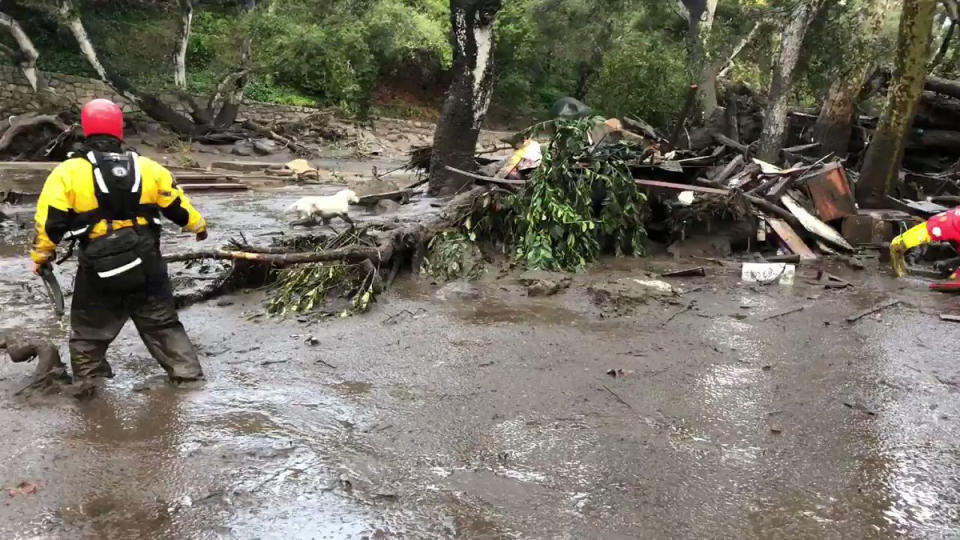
[858, 0, 937, 206]
[213, 0, 255, 128]
[813, 0, 888, 158]
[757, 0, 825, 163]
[428, 0, 503, 196]
[688, 0, 720, 118]
[174, 0, 193, 89]
[0, 11, 41, 91]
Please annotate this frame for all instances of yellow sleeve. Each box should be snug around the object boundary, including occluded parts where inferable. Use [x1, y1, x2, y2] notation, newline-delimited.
[148, 159, 206, 233]
[30, 167, 73, 264]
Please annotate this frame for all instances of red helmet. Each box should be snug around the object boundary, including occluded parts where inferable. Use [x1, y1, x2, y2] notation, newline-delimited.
[81, 99, 124, 140]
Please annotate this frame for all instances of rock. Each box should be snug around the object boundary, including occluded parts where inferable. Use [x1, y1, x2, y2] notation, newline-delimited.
[231, 143, 254, 157]
[436, 281, 482, 301]
[587, 278, 679, 312]
[374, 199, 401, 215]
[518, 270, 572, 297]
[252, 138, 278, 156]
[667, 235, 732, 258]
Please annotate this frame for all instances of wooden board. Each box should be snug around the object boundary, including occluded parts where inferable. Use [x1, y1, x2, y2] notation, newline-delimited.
[765, 217, 818, 261]
[780, 194, 854, 251]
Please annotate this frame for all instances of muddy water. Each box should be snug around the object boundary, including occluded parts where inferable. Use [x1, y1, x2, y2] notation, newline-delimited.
[2, 192, 960, 538]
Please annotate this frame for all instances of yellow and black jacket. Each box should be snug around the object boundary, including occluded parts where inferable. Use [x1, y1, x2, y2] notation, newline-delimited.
[31, 153, 205, 264]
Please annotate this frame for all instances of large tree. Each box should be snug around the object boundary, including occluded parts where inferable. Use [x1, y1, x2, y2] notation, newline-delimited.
[173, 0, 193, 89]
[858, 0, 937, 206]
[429, 0, 503, 196]
[813, 0, 890, 158]
[678, 0, 719, 118]
[757, 0, 827, 163]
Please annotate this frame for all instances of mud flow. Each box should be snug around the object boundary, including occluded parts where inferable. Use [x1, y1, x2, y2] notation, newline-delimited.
[1, 187, 960, 539]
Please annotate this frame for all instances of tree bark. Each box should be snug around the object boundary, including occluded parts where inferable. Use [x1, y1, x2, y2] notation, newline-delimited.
[813, 0, 889, 158]
[174, 0, 193, 89]
[428, 0, 503, 197]
[0, 11, 41, 91]
[758, 0, 825, 163]
[858, 0, 937, 206]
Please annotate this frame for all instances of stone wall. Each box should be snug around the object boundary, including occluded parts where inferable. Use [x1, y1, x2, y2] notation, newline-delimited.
[0, 65, 320, 125]
[0, 65, 138, 116]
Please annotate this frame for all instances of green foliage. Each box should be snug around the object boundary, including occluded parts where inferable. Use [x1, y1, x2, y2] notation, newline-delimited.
[244, 80, 317, 106]
[475, 119, 647, 272]
[248, 12, 376, 114]
[421, 231, 486, 281]
[365, 0, 452, 75]
[586, 34, 688, 130]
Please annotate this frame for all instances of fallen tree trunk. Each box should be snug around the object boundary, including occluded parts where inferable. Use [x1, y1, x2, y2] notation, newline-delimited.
[166, 187, 490, 276]
[0, 114, 71, 155]
[164, 245, 382, 265]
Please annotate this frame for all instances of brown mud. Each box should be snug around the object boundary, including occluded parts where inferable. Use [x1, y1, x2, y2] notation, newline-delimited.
[1, 157, 960, 538]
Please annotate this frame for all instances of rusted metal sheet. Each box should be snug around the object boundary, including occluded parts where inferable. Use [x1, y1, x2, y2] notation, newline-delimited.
[804, 163, 856, 221]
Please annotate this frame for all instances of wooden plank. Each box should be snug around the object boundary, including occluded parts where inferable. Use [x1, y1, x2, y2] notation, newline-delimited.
[764, 217, 818, 261]
[181, 183, 249, 192]
[634, 179, 728, 195]
[780, 194, 854, 251]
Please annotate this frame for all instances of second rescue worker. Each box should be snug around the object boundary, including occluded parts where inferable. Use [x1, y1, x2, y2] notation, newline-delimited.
[30, 99, 207, 383]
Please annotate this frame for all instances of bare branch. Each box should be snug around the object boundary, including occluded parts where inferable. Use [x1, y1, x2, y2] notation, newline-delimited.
[0, 10, 41, 91]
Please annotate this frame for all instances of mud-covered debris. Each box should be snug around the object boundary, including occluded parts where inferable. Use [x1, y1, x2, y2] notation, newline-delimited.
[7, 481, 38, 497]
[845, 299, 902, 323]
[759, 305, 806, 321]
[305, 336, 319, 346]
[3, 338, 73, 396]
[589, 278, 680, 315]
[741, 263, 796, 285]
[662, 267, 706, 278]
[606, 368, 623, 378]
[843, 401, 877, 416]
[939, 314, 960, 323]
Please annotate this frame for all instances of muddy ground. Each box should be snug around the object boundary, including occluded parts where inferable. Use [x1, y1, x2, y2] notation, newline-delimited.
[2, 152, 960, 538]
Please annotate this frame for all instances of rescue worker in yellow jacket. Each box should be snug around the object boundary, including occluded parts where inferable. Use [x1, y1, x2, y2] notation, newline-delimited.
[30, 99, 207, 382]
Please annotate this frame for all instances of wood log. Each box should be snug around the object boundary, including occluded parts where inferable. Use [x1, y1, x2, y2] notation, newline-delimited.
[713, 133, 749, 154]
[907, 128, 960, 151]
[0, 114, 70, 154]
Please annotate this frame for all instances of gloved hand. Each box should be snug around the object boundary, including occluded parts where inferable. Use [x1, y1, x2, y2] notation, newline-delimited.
[30, 260, 45, 276]
[890, 223, 932, 278]
[196, 229, 208, 241]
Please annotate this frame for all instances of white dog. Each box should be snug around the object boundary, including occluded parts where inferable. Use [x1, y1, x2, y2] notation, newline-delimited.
[287, 189, 360, 230]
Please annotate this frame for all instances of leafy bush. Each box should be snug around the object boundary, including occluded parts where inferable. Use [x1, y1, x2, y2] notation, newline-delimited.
[471, 119, 647, 272]
[586, 34, 688, 131]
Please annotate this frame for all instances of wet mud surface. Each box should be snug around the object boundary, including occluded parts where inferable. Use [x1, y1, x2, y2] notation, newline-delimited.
[2, 190, 960, 539]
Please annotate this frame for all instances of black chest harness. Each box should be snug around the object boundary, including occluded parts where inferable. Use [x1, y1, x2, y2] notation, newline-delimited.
[87, 150, 143, 224]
